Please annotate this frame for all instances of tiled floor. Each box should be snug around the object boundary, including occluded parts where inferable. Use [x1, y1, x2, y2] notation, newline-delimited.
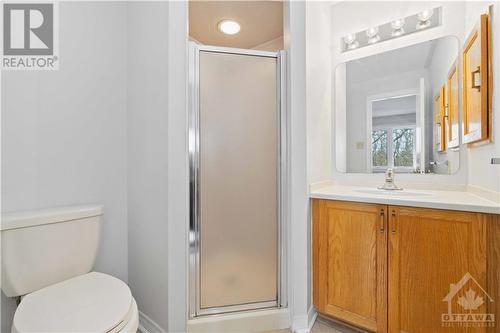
[264, 316, 364, 333]
[310, 320, 346, 333]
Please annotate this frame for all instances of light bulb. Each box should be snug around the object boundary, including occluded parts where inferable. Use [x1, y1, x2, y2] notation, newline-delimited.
[347, 40, 359, 50]
[417, 9, 434, 30]
[391, 18, 405, 30]
[343, 34, 359, 50]
[218, 20, 241, 35]
[418, 9, 434, 22]
[366, 27, 380, 44]
[366, 27, 378, 38]
[391, 18, 405, 37]
[344, 34, 356, 45]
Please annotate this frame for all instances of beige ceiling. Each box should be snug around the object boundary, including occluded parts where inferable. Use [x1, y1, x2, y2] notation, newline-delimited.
[189, 1, 283, 49]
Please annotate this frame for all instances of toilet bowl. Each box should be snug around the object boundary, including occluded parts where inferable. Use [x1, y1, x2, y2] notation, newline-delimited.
[1, 205, 139, 333]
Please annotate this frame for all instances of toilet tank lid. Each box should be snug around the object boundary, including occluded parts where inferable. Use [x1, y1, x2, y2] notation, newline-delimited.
[1, 204, 103, 231]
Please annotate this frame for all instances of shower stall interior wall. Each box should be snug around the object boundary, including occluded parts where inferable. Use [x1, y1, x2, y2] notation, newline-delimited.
[189, 44, 286, 317]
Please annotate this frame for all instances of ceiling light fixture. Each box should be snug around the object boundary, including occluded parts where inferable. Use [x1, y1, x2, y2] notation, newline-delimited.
[218, 20, 241, 35]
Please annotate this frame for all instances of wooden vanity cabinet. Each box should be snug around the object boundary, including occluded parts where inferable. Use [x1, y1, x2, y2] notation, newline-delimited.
[388, 206, 487, 333]
[313, 200, 388, 332]
[313, 199, 497, 333]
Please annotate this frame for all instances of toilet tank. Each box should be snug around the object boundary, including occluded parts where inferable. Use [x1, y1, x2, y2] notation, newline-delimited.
[1, 205, 103, 297]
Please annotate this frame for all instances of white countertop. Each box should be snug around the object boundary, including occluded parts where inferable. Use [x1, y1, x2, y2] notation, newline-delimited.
[310, 184, 500, 214]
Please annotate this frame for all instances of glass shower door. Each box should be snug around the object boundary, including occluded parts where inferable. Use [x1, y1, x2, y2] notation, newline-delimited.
[190, 45, 284, 316]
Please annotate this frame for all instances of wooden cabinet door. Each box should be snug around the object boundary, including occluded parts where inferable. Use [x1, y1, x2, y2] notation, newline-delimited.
[434, 87, 446, 152]
[313, 200, 387, 332]
[463, 13, 490, 144]
[388, 206, 488, 333]
[447, 61, 460, 148]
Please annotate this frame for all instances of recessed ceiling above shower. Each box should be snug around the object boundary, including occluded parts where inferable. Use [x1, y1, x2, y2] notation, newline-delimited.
[189, 1, 284, 51]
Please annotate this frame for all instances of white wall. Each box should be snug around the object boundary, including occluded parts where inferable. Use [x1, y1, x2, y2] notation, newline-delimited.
[464, 2, 500, 194]
[305, 3, 332, 322]
[287, 1, 311, 331]
[306, 2, 332, 185]
[127, 2, 170, 331]
[165, 2, 188, 332]
[1, 2, 128, 331]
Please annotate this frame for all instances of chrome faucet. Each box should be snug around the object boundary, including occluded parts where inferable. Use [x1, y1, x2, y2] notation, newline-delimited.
[378, 168, 402, 190]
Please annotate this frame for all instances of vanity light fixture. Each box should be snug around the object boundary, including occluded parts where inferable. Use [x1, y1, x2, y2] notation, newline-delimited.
[366, 27, 380, 44]
[218, 19, 241, 35]
[391, 18, 405, 37]
[341, 7, 441, 53]
[344, 34, 359, 50]
[417, 9, 434, 30]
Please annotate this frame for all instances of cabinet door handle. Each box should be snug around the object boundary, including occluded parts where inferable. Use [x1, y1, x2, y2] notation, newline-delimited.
[471, 66, 481, 90]
[379, 209, 385, 233]
[391, 210, 397, 233]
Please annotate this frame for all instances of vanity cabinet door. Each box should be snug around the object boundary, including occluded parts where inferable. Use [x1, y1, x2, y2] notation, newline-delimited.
[388, 206, 487, 333]
[313, 199, 387, 332]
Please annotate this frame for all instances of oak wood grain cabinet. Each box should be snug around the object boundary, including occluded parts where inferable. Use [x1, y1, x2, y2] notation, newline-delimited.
[447, 61, 460, 148]
[434, 86, 446, 152]
[388, 206, 487, 333]
[462, 13, 491, 144]
[312, 199, 498, 333]
[313, 200, 387, 332]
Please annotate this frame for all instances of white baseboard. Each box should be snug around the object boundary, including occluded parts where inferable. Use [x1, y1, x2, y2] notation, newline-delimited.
[308, 306, 318, 331]
[291, 315, 308, 333]
[138, 311, 167, 333]
[291, 306, 317, 333]
[188, 308, 290, 333]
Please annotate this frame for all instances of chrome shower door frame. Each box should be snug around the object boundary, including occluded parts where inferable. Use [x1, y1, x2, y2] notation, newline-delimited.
[188, 43, 287, 318]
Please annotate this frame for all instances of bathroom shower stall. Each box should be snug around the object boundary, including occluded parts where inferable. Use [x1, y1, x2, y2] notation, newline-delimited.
[188, 44, 286, 317]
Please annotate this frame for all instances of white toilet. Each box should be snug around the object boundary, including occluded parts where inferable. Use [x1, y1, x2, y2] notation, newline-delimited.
[1, 205, 139, 333]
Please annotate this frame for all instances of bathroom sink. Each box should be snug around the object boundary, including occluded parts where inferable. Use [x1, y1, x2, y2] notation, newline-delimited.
[353, 189, 432, 197]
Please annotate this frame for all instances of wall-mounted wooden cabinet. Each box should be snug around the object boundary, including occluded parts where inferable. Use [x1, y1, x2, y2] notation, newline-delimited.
[434, 86, 446, 152]
[462, 13, 491, 144]
[313, 199, 499, 333]
[447, 61, 460, 148]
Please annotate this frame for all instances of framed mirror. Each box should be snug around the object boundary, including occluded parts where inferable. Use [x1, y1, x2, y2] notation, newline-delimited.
[335, 36, 460, 174]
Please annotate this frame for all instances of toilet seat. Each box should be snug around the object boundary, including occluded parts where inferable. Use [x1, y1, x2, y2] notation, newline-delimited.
[12, 272, 138, 333]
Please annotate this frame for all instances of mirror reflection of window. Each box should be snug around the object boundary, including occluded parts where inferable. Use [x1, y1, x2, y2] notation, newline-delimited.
[393, 128, 415, 167]
[372, 130, 388, 168]
[370, 95, 417, 173]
